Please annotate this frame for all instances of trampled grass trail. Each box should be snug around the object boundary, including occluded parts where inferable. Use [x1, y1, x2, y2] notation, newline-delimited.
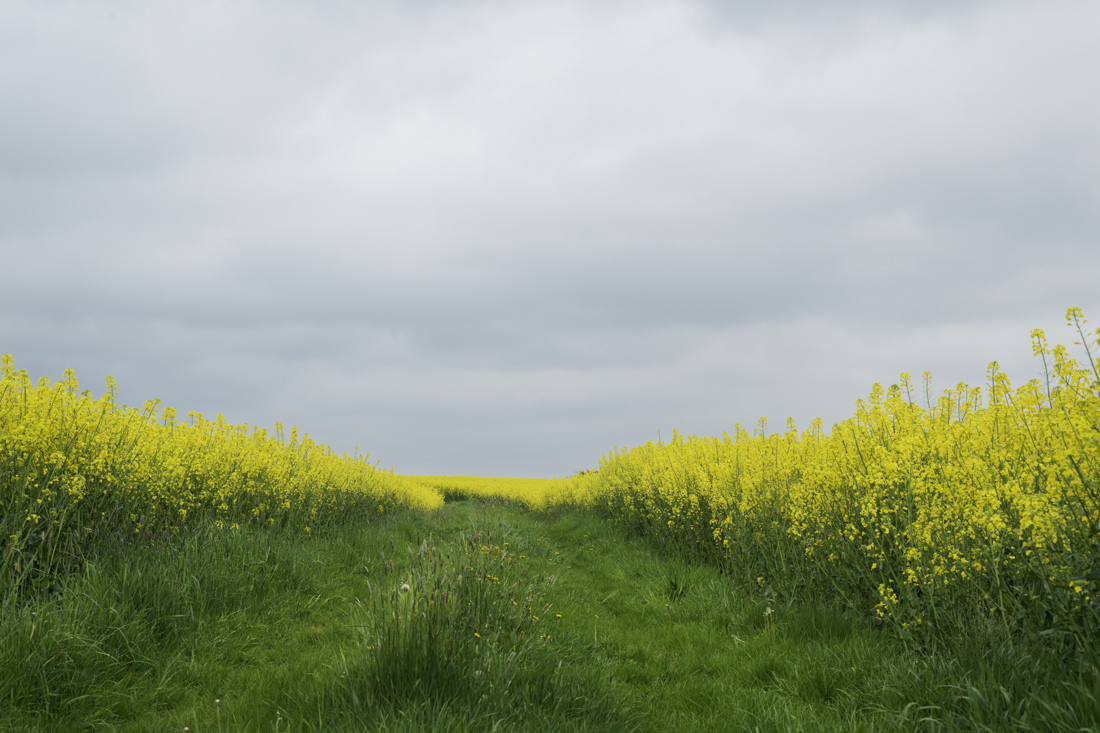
[403, 501, 1100, 733]
[3, 499, 1097, 732]
[470, 503, 994, 733]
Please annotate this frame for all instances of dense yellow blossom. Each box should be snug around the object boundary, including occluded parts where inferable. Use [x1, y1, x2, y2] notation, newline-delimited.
[403, 474, 597, 510]
[591, 309, 1100, 649]
[1, 357, 439, 586]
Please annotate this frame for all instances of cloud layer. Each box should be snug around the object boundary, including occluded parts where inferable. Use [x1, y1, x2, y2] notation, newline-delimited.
[3, 0, 1099, 475]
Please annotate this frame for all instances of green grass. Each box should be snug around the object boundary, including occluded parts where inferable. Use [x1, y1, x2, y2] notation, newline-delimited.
[2, 500, 1097, 731]
[508, 509, 1100, 732]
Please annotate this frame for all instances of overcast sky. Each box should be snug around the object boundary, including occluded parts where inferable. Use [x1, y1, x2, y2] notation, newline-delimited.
[2, 0, 1098, 476]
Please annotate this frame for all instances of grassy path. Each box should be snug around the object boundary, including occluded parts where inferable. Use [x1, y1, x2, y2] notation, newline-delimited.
[0, 501, 1045, 731]
[490, 505, 959, 732]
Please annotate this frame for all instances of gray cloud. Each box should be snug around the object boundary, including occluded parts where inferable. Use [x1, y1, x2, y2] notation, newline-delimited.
[3, 0, 1099, 475]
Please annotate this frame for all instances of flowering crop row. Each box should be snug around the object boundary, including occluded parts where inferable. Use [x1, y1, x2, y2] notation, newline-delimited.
[1, 355, 440, 590]
[403, 474, 596, 510]
[590, 309, 1100, 655]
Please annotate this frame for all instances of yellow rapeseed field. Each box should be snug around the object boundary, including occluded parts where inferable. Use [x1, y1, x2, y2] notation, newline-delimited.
[403, 474, 597, 510]
[1, 356, 440, 588]
[590, 308, 1100, 651]
[5, 308, 1096, 655]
